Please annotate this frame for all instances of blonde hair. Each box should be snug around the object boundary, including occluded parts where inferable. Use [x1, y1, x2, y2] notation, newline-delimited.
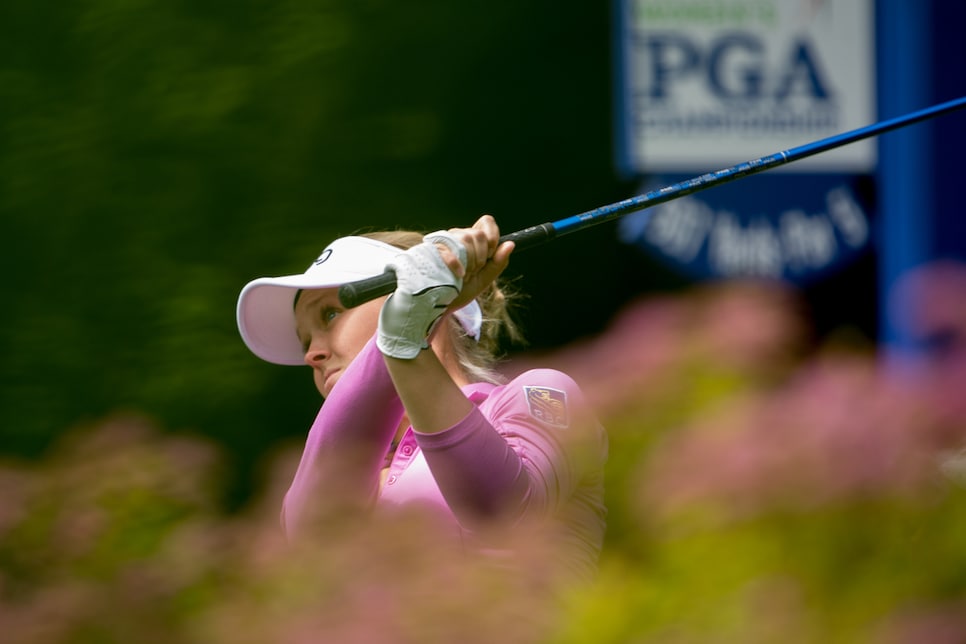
[361, 230, 526, 384]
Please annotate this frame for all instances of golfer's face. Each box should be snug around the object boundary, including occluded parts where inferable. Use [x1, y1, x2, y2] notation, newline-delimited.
[294, 287, 385, 397]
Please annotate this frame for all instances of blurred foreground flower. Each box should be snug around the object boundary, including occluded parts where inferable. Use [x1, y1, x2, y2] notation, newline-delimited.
[642, 355, 963, 519]
[506, 281, 807, 418]
[558, 284, 966, 644]
[0, 416, 565, 643]
[0, 414, 224, 643]
[3, 282, 966, 643]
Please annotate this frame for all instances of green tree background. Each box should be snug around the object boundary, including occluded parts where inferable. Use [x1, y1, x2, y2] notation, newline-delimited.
[6, 5, 966, 640]
[0, 1, 678, 505]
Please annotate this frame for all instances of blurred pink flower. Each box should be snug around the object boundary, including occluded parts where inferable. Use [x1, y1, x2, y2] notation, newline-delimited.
[889, 260, 966, 357]
[640, 355, 962, 519]
[875, 601, 966, 644]
[889, 260, 966, 423]
[504, 282, 807, 417]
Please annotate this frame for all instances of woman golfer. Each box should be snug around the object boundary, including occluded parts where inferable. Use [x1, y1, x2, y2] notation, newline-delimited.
[237, 215, 607, 583]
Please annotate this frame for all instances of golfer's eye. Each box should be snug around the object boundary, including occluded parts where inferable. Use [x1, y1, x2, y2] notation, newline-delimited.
[321, 307, 341, 326]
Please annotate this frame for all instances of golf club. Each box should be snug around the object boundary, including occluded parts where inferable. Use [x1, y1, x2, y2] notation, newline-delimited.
[339, 95, 966, 309]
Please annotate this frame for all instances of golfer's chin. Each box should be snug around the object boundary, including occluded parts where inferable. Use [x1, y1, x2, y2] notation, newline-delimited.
[317, 371, 342, 398]
[313, 375, 328, 398]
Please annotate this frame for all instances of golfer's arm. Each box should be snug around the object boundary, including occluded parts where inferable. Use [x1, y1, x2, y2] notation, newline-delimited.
[382, 350, 472, 434]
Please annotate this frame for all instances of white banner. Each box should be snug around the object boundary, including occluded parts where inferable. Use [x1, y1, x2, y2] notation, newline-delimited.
[619, 0, 876, 173]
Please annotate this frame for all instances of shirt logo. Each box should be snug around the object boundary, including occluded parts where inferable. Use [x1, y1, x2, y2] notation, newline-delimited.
[524, 386, 569, 428]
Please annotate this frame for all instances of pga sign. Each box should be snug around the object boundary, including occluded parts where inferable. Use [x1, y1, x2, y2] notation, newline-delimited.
[617, 0, 876, 174]
[645, 33, 830, 103]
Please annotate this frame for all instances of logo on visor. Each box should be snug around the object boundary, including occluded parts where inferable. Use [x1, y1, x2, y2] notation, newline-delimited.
[314, 248, 333, 265]
[524, 386, 569, 428]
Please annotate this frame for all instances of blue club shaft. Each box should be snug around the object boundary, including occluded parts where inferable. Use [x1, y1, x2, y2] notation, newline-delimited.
[339, 95, 966, 308]
[548, 95, 966, 238]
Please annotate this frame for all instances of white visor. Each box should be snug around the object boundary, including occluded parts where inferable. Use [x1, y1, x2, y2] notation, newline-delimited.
[237, 236, 483, 365]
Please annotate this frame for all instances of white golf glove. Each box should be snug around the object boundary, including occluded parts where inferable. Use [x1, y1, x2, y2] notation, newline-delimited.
[377, 231, 466, 359]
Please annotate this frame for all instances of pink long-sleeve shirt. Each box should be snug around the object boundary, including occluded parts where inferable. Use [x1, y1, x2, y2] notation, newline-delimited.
[282, 337, 608, 582]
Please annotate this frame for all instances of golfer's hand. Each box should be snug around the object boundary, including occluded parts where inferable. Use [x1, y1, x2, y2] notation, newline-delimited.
[435, 214, 514, 312]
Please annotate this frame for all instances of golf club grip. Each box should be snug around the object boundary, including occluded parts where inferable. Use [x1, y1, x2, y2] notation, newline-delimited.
[337, 270, 398, 308]
[337, 222, 556, 308]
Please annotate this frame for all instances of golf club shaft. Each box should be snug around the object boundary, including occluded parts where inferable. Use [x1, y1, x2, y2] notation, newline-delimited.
[339, 95, 966, 308]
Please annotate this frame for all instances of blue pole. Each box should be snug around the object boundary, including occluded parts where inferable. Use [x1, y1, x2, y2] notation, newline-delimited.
[876, 0, 933, 366]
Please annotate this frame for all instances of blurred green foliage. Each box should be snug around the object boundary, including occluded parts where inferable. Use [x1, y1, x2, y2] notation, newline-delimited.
[0, 1, 662, 505]
[2, 283, 965, 642]
[3, 3, 965, 640]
